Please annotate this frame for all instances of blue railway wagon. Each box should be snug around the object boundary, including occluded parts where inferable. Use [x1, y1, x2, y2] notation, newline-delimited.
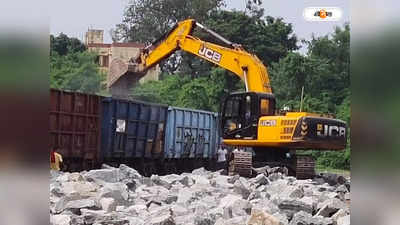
[163, 106, 220, 172]
[101, 97, 168, 175]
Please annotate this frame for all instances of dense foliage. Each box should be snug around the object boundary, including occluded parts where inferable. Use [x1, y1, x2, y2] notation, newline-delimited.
[50, 33, 86, 56]
[132, 68, 243, 112]
[50, 34, 105, 94]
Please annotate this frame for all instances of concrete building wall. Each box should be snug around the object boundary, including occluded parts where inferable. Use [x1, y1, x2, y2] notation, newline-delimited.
[110, 46, 140, 62]
[85, 29, 103, 45]
[84, 29, 160, 90]
[139, 66, 161, 84]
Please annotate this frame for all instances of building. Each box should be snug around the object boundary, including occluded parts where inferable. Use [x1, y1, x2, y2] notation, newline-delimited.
[85, 29, 160, 85]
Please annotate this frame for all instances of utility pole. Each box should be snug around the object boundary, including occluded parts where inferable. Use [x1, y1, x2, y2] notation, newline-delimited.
[300, 86, 304, 112]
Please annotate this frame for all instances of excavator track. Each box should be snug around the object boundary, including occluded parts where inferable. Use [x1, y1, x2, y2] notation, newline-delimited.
[295, 155, 316, 179]
[228, 151, 253, 177]
[228, 149, 316, 179]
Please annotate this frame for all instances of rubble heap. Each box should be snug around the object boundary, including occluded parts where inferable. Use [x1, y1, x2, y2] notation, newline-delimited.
[50, 164, 350, 225]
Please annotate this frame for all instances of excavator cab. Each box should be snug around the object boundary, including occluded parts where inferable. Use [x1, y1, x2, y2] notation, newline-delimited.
[221, 92, 276, 140]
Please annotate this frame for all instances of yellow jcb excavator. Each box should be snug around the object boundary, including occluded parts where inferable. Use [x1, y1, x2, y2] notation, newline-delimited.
[108, 19, 347, 178]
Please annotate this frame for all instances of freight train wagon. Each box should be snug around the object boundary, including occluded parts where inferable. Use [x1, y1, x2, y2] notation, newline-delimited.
[49, 89, 221, 174]
[100, 97, 220, 176]
[49, 89, 103, 171]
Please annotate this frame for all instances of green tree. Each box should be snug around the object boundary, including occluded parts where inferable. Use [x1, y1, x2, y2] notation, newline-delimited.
[132, 67, 243, 111]
[112, 0, 224, 74]
[306, 23, 350, 105]
[50, 33, 86, 56]
[269, 24, 350, 170]
[269, 52, 333, 112]
[204, 11, 298, 65]
[112, 0, 225, 43]
[50, 51, 105, 94]
[269, 24, 350, 113]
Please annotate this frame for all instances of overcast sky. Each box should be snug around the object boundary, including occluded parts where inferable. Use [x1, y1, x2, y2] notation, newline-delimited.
[50, 0, 349, 50]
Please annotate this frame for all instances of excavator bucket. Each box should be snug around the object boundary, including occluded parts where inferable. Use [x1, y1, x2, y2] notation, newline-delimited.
[108, 58, 129, 88]
[107, 58, 146, 98]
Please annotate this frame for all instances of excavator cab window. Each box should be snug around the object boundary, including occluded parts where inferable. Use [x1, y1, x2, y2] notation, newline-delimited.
[221, 93, 259, 139]
[221, 92, 276, 139]
[259, 97, 275, 116]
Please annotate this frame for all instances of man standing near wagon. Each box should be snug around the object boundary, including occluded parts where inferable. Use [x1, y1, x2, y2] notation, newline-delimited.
[217, 145, 227, 171]
[50, 148, 63, 171]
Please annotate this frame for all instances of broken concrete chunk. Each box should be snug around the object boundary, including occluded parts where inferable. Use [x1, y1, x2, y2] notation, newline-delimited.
[192, 167, 208, 175]
[337, 215, 350, 225]
[219, 194, 252, 219]
[99, 197, 117, 212]
[336, 185, 348, 193]
[290, 211, 333, 225]
[97, 182, 129, 204]
[149, 214, 175, 225]
[233, 179, 251, 199]
[84, 169, 119, 183]
[63, 199, 98, 213]
[316, 198, 347, 217]
[247, 208, 282, 225]
[51, 214, 71, 225]
[268, 173, 283, 182]
[253, 173, 270, 186]
[278, 198, 313, 219]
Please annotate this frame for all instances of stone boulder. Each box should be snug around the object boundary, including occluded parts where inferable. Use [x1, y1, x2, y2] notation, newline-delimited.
[84, 169, 119, 184]
[99, 197, 117, 212]
[149, 214, 175, 225]
[215, 216, 247, 225]
[337, 215, 350, 225]
[278, 199, 313, 219]
[192, 167, 209, 176]
[336, 185, 348, 193]
[176, 187, 196, 206]
[151, 175, 173, 189]
[253, 174, 270, 187]
[316, 198, 346, 217]
[61, 181, 99, 199]
[179, 176, 195, 187]
[289, 211, 333, 225]
[51, 214, 71, 225]
[97, 183, 129, 204]
[247, 208, 282, 225]
[233, 179, 251, 199]
[61, 199, 98, 213]
[331, 209, 350, 224]
[268, 167, 289, 176]
[268, 173, 284, 182]
[123, 204, 148, 217]
[218, 194, 252, 219]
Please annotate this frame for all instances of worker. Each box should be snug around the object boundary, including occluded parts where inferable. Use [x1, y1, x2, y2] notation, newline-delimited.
[50, 148, 63, 171]
[217, 145, 227, 170]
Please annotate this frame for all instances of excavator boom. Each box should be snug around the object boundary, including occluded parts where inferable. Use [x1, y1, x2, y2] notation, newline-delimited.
[109, 19, 271, 94]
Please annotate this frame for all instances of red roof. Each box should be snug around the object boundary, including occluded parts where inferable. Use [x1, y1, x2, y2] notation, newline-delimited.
[111, 42, 145, 48]
[87, 42, 145, 48]
[87, 43, 111, 48]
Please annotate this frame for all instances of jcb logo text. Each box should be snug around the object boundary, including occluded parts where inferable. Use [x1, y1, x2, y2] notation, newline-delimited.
[317, 124, 346, 138]
[198, 46, 221, 63]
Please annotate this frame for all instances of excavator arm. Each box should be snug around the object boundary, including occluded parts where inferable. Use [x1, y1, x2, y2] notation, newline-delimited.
[109, 19, 272, 94]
